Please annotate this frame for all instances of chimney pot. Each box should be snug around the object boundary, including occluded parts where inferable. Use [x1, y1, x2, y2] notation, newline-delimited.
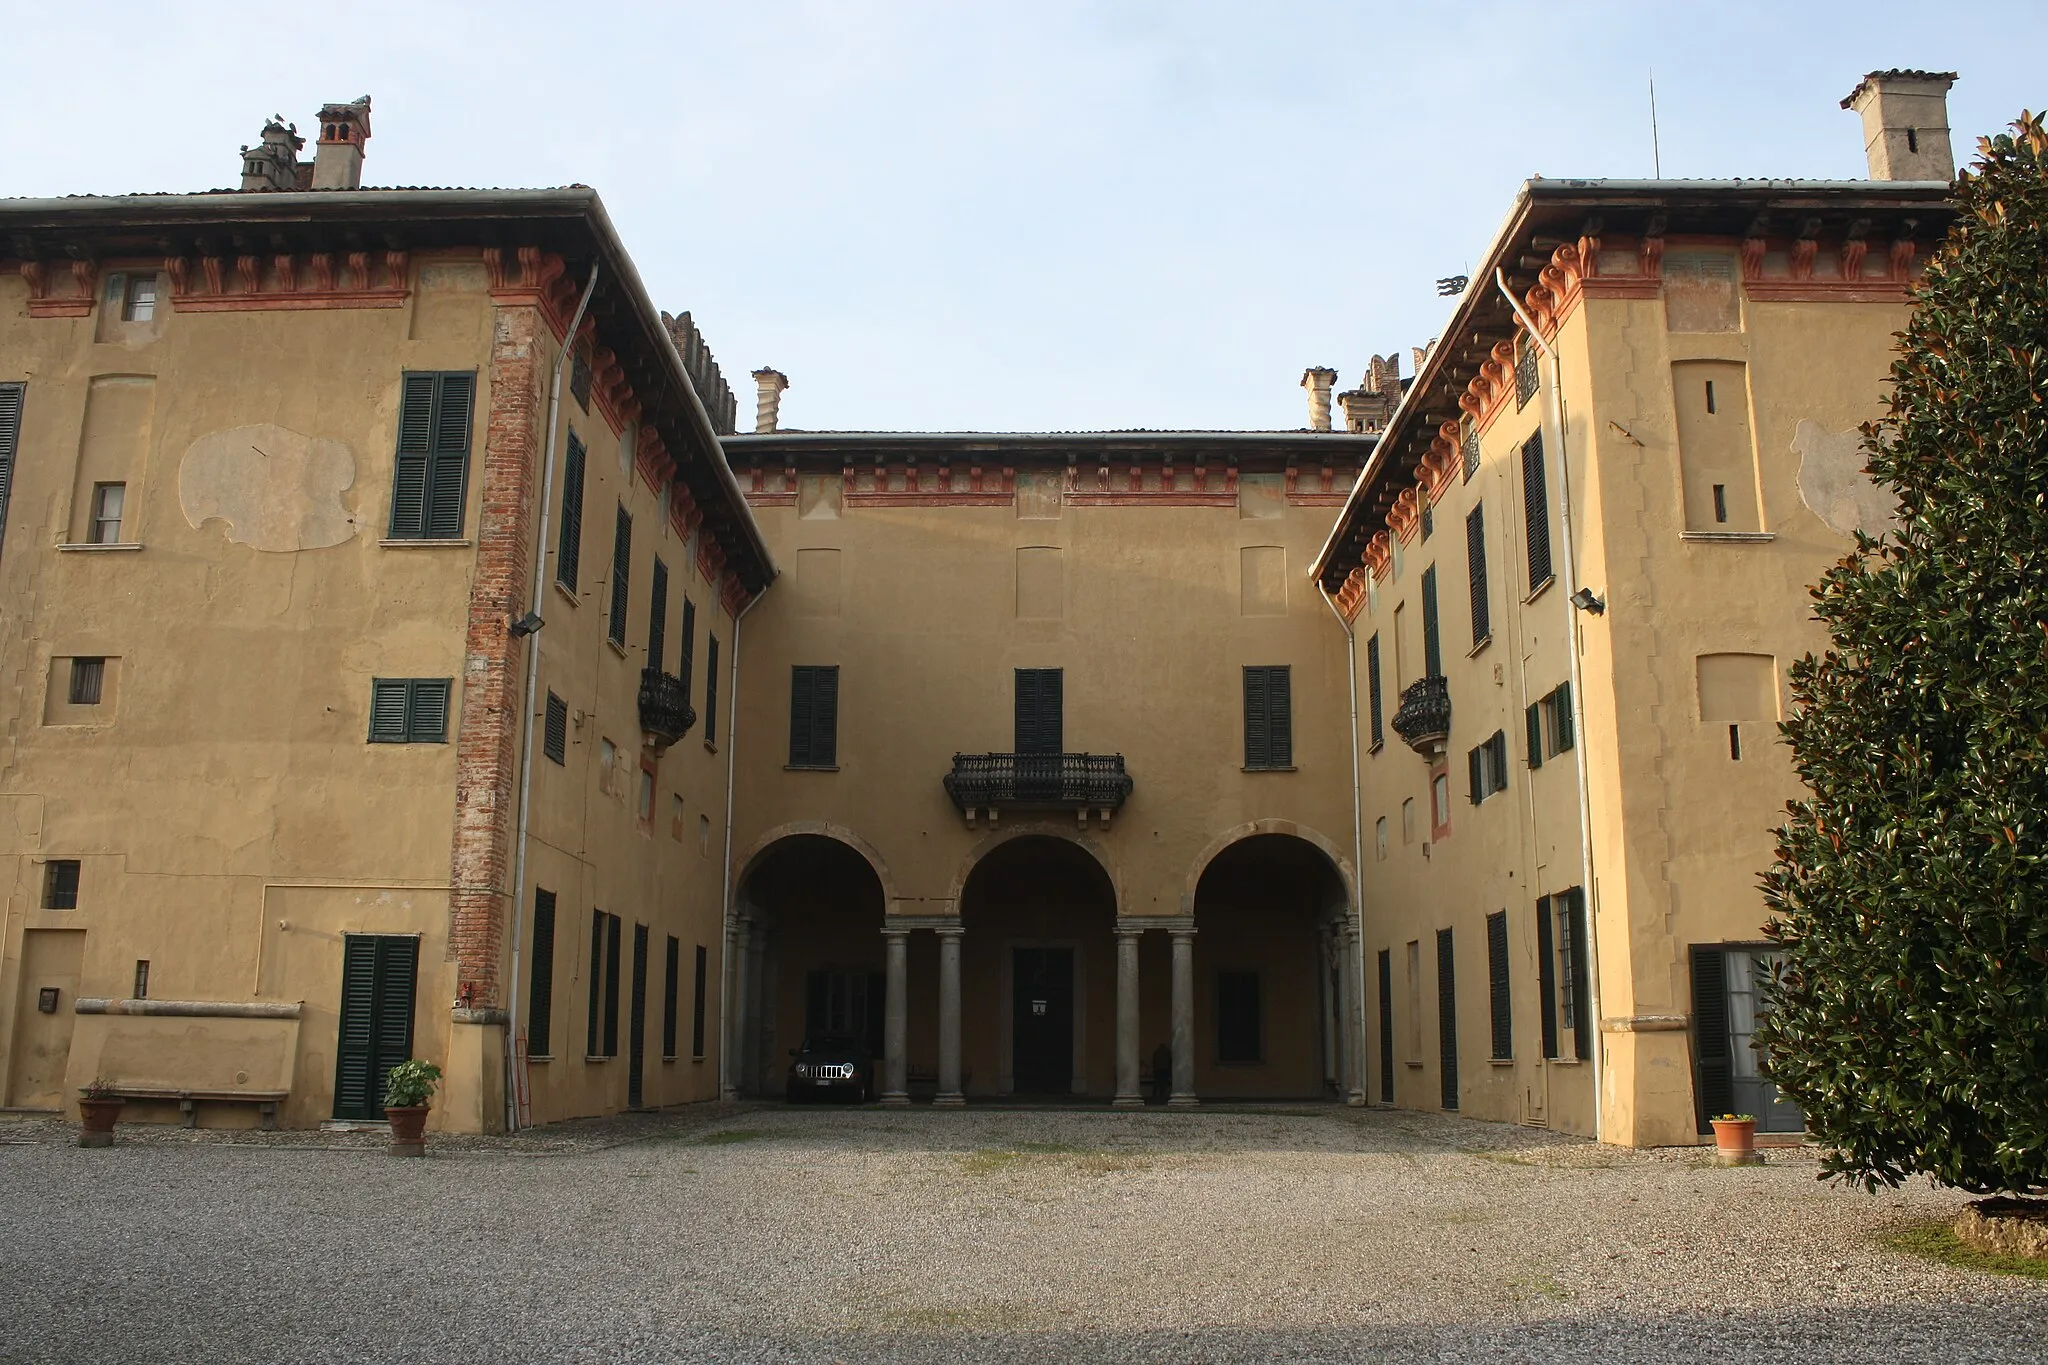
[1301, 366, 1338, 433]
[752, 368, 789, 434]
[311, 96, 373, 190]
[1841, 69, 1957, 181]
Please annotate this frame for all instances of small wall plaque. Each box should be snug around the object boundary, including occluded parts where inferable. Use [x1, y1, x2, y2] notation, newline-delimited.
[37, 987, 59, 1014]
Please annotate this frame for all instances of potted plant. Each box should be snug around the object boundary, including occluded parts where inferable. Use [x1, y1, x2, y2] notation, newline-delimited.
[382, 1060, 441, 1158]
[1710, 1113, 1761, 1165]
[78, 1079, 123, 1148]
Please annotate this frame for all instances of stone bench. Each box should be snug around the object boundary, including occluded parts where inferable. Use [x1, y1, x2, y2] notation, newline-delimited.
[104, 1085, 289, 1130]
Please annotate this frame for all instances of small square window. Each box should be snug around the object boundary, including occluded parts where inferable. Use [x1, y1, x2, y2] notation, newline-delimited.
[368, 678, 451, 743]
[133, 960, 150, 1000]
[122, 273, 157, 323]
[89, 483, 125, 544]
[44, 860, 80, 910]
[68, 658, 105, 706]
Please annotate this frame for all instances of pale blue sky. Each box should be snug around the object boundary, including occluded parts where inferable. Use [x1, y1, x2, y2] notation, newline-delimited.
[4, 2, 2040, 431]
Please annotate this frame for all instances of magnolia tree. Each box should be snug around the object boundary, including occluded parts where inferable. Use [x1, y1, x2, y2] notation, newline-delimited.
[1757, 114, 2048, 1198]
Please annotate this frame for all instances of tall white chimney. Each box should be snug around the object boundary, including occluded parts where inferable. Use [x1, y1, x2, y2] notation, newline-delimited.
[1301, 367, 1337, 433]
[1841, 70, 1957, 181]
[752, 368, 789, 434]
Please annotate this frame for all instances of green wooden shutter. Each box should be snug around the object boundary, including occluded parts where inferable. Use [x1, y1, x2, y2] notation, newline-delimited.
[586, 909, 605, 1057]
[679, 599, 696, 700]
[603, 913, 622, 1058]
[705, 637, 720, 744]
[1521, 432, 1552, 590]
[1552, 681, 1575, 753]
[811, 665, 839, 767]
[1015, 668, 1063, 754]
[1436, 927, 1459, 1110]
[1489, 731, 1509, 794]
[1566, 889, 1592, 1060]
[1465, 503, 1490, 646]
[1468, 745, 1484, 805]
[388, 373, 437, 537]
[1486, 910, 1512, 1061]
[371, 936, 420, 1116]
[1526, 702, 1544, 770]
[1536, 896, 1559, 1059]
[1377, 949, 1394, 1103]
[407, 679, 451, 743]
[557, 432, 586, 590]
[648, 559, 668, 675]
[544, 693, 568, 764]
[1266, 666, 1292, 768]
[1420, 566, 1442, 677]
[1242, 667, 1269, 768]
[424, 372, 474, 538]
[1691, 944, 1734, 1131]
[1365, 634, 1384, 749]
[333, 935, 380, 1118]
[0, 383, 24, 566]
[663, 934, 680, 1058]
[608, 506, 632, 647]
[528, 889, 557, 1058]
[369, 679, 411, 742]
[628, 923, 648, 1108]
[691, 944, 709, 1058]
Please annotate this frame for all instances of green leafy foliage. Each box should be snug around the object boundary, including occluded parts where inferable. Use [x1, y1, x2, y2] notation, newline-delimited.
[1756, 115, 2048, 1197]
[383, 1059, 441, 1109]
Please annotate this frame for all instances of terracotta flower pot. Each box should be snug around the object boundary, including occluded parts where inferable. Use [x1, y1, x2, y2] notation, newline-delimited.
[385, 1104, 429, 1158]
[1710, 1116, 1761, 1166]
[78, 1096, 123, 1149]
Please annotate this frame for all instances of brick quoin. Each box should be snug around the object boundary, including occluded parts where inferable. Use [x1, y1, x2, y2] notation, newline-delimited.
[447, 302, 545, 1008]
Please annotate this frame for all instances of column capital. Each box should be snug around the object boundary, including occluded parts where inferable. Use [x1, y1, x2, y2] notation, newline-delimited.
[1168, 926, 1199, 941]
[880, 926, 911, 941]
[1116, 915, 1192, 934]
[933, 924, 965, 940]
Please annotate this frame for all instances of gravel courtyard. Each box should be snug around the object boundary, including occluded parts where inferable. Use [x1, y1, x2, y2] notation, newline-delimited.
[3, 1103, 2043, 1363]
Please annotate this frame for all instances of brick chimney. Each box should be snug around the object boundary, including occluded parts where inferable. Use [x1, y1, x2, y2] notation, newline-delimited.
[312, 97, 373, 190]
[1841, 70, 1958, 181]
[752, 368, 789, 434]
[1337, 354, 1402, 434]
[238, 117, 304, 192]
[1301, 367, 1338, 432]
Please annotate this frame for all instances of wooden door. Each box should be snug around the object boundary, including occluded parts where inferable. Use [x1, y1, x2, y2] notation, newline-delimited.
[333, 935, 418, 1120]
[1012, 948, 1074, 1094]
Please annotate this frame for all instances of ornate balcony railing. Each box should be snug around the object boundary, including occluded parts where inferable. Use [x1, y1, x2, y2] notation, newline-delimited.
[638, 668, 696, 748]
[1390, 675, 1451, 758]
[944, 752, 1133, 825]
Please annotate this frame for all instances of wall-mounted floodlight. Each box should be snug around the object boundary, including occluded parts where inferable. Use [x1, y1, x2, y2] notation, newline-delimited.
[508, 612, 545, 637]
[1569, 588, 1606, 616]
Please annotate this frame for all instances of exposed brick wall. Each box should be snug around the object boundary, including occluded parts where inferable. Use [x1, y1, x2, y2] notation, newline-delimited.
[447, 303, 545, 1007]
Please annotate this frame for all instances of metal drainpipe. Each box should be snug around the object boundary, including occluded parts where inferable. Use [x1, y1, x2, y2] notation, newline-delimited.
[1495, 267, 1604, 1144]
[716, 588, 764, 1102]
[1318, 582, 1370, 1105]
[503, 262, 601, 1134]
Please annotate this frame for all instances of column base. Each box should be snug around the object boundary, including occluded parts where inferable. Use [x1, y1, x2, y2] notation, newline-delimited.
[1111, 1095, 1145, 1109]
[1168, 1094, 1200, 1108]
[880, 1092, 911, 1108]
[933, 1092, 966, 1108]
[1345, 1089, 1368, 1107]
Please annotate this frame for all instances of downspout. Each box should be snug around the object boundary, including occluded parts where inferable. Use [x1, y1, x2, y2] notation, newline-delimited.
[504, 261, 601, 1133]
[1495, 267, 1605, 1143]
[717, 587, 764, 1102]
[1318, 582, 1370, 1106]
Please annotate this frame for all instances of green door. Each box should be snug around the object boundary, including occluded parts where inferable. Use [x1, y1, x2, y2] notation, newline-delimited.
[334, 935, 419, 1120]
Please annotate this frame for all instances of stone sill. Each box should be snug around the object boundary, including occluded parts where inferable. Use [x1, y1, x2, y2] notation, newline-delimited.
[1467, 634, 1492, 659]
[56, 542, 143, 553]
[606, 638, 629, 659]
[553, 580, 581, 609]
[1523, 574, 1556, 606]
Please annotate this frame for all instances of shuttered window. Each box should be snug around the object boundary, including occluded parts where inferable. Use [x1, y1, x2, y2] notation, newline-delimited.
[691, 944, 709, 1058]
[1014, 668, 1063, 754]
[648, 559, 668, 674]
[1377, 949, 1395, 1103]
[1526, 701, 1544, 771]
[1548, 681, 1575, 754]
[628, 923, 649, 1108]
[388, 372, 474, 540]
[1216, 971, 1261, 1063]
[1563, 888, 1591, 1061]
[0, 382, 23, 564]
[368, 678, 451, 743]
[788, 665, 840, 768]
[1365, 634, 1384, 751]
[1486, 910, 1512, 1060]
[608, 506, 632, 647]
[1436, 927, 1459, 1110]
[557, 432, 587, 591]
[1521, 431, 1552, 591]
[663, 934, 680, 1058]
[586, 910, 605, 1058]
[1465, 504, 1490, 647]
[1536, 895, 1559, 1059]
[1461, 424, 1480, 482]
[1691, 944, 1733, 1131]
[603, 912, 622, 1059]
[705, 636, 720, 744]
[332, 934, 418, 1120]
[1467, 731, 1508, 804]
[544, 692, 568, 764]
[528, 889, 557, 1058]
[679, 599, 697, 702]
[1420, 566, 1442, 677]
[1242, 665, 1293, 769]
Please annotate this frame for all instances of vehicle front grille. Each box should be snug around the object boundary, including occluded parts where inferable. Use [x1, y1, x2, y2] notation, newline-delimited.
[800, 1062, 855, 1080]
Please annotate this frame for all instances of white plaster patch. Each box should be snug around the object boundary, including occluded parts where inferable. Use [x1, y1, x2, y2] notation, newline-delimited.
[1792, 419, 1893, 539]
[180, 423, 358, 551]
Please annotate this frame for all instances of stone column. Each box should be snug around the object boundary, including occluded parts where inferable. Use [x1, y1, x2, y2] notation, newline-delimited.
[935, 925, 964, 1107]
[881, 928, 910, 1106]
[1113, 926, 1143, 1108]
[723, 918, 751, 1100]
[1168, 927, 1198, 1107]
[743, 922, 767, 1096]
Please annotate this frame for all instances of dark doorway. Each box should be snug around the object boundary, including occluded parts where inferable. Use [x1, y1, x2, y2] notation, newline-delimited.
[333, 934, 418, 1120]
[1012, 947, 1074, 1093]
[628, 923, 649, 1108]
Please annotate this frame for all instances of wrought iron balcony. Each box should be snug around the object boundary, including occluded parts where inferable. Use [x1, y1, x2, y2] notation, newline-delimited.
[638, 668, 696, 748]
[944, 752, 1133, 826]
[1390, 675, 1451, 759]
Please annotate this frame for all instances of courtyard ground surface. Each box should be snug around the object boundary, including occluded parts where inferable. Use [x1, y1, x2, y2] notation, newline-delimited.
[2, 1102, 2043, 1363]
